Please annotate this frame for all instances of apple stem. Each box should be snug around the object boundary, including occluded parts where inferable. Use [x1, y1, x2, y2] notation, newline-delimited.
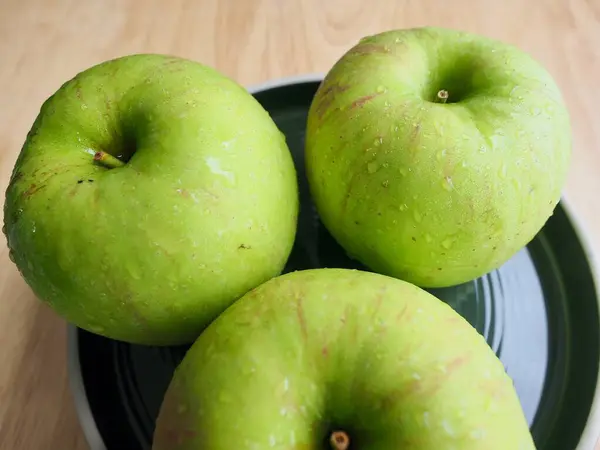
[436, 90, 449, 104]
[93, 151, 125, 169]
[330, 431, 350, 450]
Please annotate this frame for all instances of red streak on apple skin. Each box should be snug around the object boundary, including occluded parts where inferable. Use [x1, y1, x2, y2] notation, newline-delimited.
[22, 183, 37, 197]
[395, 304, 411, 323]
[314, 83, 350, 118]
[446, 354, 471, 373]
[296, 296, 308, 341]
[480, 378, 510, 400]
[340, 167, 362, 213]
[371, 289, 385, 319]
[21, 183, 47, 199]
[73, 79, 83, 100]
[445, 315, 462, 325]
[350, 92, 383, 109]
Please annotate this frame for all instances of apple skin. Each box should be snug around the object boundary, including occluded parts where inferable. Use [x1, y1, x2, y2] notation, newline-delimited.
[3, 54, 298, 345]
[152, 268, 534, 450]
[305, 27, 571, 287]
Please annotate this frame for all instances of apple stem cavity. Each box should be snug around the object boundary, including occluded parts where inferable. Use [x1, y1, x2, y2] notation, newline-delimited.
[435, 89, 449, 104]
[330, 431, 350, 450]
[93, 151, 126, 169]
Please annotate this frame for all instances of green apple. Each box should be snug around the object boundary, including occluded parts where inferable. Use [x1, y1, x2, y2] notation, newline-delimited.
[3, 54, 298, 345]
[305, 27, 571, 287]
[152, 268, 534, 450]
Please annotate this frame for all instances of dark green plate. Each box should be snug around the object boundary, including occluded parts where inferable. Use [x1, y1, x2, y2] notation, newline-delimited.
[68, 76, 600, 450]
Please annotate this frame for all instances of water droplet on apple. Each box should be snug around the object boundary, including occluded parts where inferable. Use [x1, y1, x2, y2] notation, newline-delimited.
[531, 107, 541, 116]
[479, 146, 487, 154]
[425, 233, 433, 243]
[32, 223, 36, 233]
[499, 164, 507, 179]
[442, 177, 454, 191]
[461, 160, 468, 168]
[127, 265, 141, 280]
[376, 85, 386, 93]
[367, 162, 379, 173]
[436, 149, 447, 161]
[442, 238, 453, 249]
[8, 250, 15, 263]
[413, 210, 422, 223]
[399, 168, 408, 177]
[399, 203, 408, 212]
[382, 180, 389, 188]
[382, 162, 389, 168]
[81, 104, 88, 110]
[374, 137, 383, 146]
[441, 419, 456, 436]
[486, 398, 498, 413]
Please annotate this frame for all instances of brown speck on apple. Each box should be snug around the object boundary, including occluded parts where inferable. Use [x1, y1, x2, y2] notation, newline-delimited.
[350, 92, 382, 109]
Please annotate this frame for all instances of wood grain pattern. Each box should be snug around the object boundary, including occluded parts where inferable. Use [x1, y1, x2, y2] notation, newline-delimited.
[1, 0, 599, 448]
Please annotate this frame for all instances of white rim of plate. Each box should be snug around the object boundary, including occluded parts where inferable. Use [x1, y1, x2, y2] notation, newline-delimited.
[66, 74, 600, 450]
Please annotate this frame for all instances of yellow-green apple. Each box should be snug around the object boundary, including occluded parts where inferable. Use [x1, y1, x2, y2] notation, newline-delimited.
[305, 27, 571, 287]
[3, 54, 298, 345]
[152, 268, 534, 449]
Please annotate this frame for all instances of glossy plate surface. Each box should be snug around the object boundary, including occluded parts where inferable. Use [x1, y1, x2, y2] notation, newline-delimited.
[69, 78, 600, 450]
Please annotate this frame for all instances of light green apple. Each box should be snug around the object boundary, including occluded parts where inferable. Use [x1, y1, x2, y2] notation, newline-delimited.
[3, 54, 298, 345]
[152, 268, 534, 449]
[305, 27, 571, 287]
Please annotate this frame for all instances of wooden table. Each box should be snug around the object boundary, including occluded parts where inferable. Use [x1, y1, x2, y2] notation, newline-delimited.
[1, 0, 599, 448]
